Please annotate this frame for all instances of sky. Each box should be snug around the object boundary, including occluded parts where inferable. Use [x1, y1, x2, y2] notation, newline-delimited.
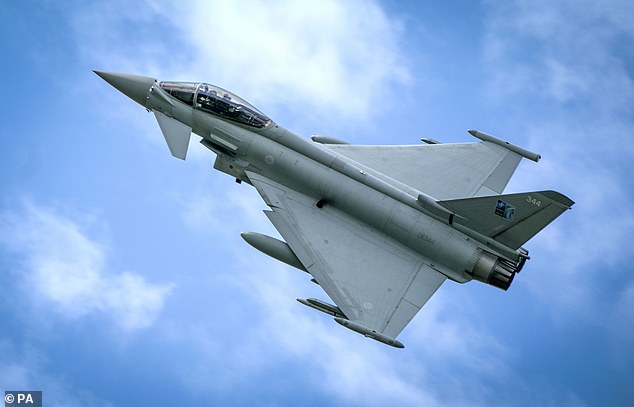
[1, 1, 633, 406]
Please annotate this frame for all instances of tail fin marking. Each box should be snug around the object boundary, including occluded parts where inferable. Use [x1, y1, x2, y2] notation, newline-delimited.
[440, 190, 574, 250]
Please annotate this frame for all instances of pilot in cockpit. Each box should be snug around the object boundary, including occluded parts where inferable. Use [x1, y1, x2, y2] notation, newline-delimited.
[159, 81, 271, 128]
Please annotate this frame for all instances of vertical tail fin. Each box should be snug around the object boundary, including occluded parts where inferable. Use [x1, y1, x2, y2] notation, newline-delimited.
[440, 190, 574, 249]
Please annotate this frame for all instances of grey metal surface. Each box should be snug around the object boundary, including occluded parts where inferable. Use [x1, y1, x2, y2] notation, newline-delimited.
[247, 171, 446, 338]
[322, 141, 523, 199]
[153, 111, 192, 159]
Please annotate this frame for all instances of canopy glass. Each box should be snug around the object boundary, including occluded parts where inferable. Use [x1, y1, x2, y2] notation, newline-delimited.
[159, 82, 270, 128]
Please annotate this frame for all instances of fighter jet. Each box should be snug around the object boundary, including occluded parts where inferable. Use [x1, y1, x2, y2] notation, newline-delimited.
[95, 71, 573, 348]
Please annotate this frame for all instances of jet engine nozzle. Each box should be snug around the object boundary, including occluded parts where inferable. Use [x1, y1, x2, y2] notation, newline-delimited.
[470, 250, 527, 290]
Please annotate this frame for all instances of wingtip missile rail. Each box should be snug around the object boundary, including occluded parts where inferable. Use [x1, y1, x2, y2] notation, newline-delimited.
[334, 318, 405, 349]
[297, 298, 346, 319]
[468, 129, 541, 162]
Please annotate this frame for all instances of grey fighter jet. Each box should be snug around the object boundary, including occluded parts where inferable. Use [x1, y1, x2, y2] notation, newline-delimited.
[95, 71, 573, 348]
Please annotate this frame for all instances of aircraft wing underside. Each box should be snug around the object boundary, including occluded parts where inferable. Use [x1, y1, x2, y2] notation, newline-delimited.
[247, 171, 446, 339]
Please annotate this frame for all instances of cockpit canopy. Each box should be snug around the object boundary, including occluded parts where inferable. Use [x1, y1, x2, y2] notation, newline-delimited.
[159, 81, 271, 128]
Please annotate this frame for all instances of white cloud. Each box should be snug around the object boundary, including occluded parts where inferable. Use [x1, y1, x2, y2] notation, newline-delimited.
[159, 240, 526, 406]
[0, 341, 115, 407]
[179, 0, 410, 118]
[611, 282, 634, 347]
[484, 0, 634, 112]
[481, 1, 634, 320]
[75, 0, 410, 122]
[0, 201, 173, 330]
[187, 261, 446, 406]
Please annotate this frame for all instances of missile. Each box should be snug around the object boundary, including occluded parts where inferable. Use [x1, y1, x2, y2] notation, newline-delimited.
[241, 232, 306, 272]
[296, 298, 346, 318]
[467, 129, 541, 162]
[334, 317, 405, 349]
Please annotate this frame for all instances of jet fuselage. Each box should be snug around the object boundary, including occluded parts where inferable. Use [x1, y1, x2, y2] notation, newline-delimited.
[138, 75, 501, 285]
[95, 71, 576, 346]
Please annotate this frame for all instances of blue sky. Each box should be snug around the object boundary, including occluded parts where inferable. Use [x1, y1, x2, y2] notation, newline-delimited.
[1, 1, 633, 406]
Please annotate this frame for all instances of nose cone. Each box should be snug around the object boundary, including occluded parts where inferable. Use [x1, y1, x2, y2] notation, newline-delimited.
[94, 71, 155, 106]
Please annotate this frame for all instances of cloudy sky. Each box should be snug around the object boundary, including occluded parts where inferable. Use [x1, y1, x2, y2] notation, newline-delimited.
[1, 1, 633, 406]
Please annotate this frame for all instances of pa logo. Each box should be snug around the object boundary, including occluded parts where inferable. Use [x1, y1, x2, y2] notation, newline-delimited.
[4, 391, 42, 407]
